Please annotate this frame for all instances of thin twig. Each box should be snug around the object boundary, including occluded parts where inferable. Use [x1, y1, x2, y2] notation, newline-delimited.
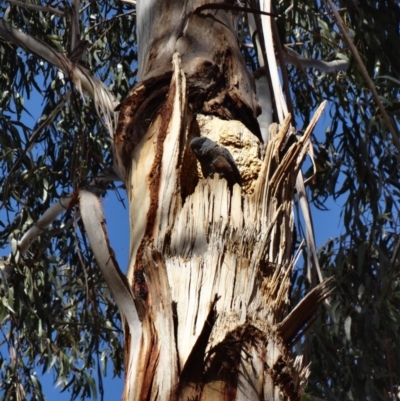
[86, 10, 136, 34]
[7, 0, 65, 16]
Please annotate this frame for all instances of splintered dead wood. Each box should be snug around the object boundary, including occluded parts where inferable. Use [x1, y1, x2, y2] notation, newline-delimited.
[168, 105, 329, 400]
[117, 54, 329, 400]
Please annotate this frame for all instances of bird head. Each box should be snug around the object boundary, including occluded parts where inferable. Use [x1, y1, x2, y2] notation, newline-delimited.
[189, 137, 215, 157]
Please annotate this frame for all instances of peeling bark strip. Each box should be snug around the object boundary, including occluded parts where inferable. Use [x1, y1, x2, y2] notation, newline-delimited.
[118, 54, 188, 300]
[78, 190, 149, 400]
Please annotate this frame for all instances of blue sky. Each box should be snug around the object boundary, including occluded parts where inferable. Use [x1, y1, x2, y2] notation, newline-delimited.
[0, 84, 125, 399]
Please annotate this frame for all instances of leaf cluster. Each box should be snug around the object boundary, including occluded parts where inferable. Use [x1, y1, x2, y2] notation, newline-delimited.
[0, 238, 123, 401]
[272, 0, 400, 399]
[0, 0, 137, 399]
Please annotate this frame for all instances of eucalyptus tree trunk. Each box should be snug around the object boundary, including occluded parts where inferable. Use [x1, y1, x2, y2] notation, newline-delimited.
[114, 1, 330, 400]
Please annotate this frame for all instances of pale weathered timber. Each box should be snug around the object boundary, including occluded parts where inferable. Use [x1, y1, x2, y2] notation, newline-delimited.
[114, 51, 330, 400]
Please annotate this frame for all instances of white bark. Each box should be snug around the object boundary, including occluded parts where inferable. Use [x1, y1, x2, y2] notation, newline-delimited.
[260, 0, 288, 123]
[16, 196, 72, 256]
[247, 11, 273, 142]
[79, 190, 147, 400]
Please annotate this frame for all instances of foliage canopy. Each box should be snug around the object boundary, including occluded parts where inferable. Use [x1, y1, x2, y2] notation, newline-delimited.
[0, 0, 399, 400]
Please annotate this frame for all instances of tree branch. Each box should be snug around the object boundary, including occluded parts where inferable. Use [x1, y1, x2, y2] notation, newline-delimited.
[0, 19, 118, 136]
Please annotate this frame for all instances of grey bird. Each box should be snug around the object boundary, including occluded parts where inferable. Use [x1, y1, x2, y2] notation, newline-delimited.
[190, 137, 242, 188]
